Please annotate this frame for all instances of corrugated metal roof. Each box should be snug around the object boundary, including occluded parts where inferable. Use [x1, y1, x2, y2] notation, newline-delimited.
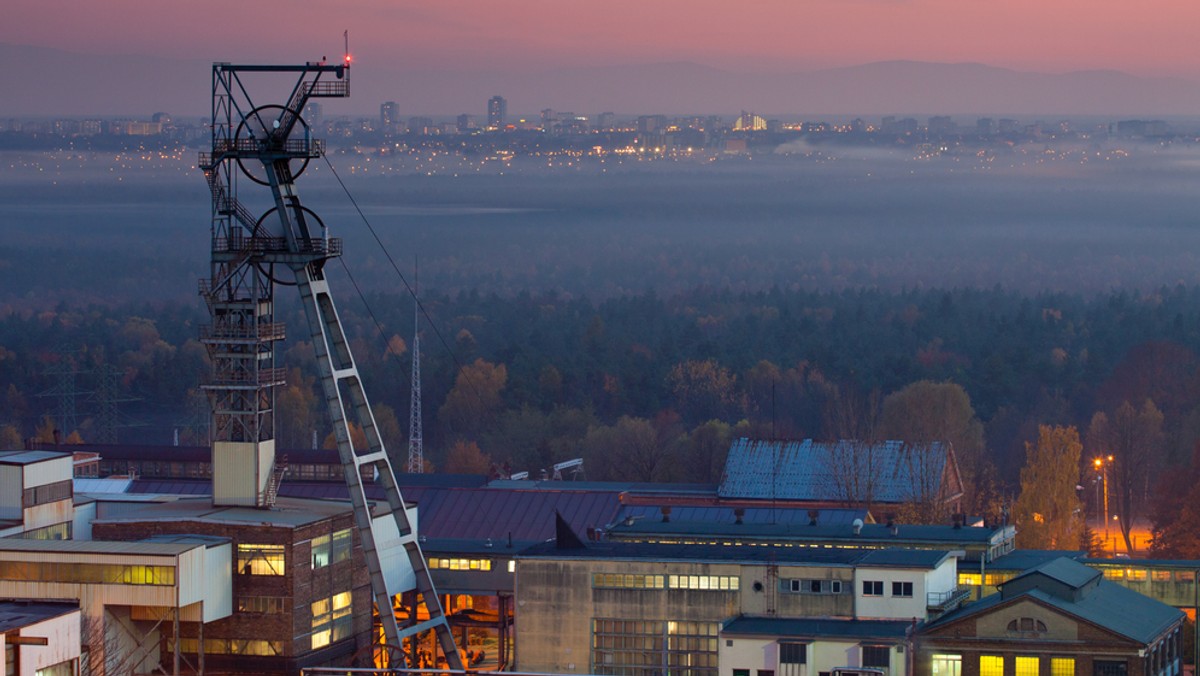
[0, 538, 199, 556]
[614, 505, 868, 527]
[722, 616, 912, 640]
[718, 438, 953, 503]
[74, 477, 134, 494]
[0, 601, 78, 633]
[408, 487, 622, 542]
[518, 540, 939, 568]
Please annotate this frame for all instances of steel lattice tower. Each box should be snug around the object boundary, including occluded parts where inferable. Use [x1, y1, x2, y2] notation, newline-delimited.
[197, 57, 461, 669]
[407, 280, 424, 474]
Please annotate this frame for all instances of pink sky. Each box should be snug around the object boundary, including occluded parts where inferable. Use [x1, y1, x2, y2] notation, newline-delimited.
[5, 0, 1199, 77]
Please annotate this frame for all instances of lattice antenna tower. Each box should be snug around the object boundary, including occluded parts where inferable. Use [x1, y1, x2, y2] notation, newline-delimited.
[197, 54, 461, 668]
[407, 261, 423, 474]
[91, 364, 142, 445]
[37, 345, 86, 436]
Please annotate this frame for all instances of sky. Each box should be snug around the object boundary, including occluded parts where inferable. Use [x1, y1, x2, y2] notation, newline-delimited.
[6, 0, 1200, 76]
[6, 0, 1200, 116]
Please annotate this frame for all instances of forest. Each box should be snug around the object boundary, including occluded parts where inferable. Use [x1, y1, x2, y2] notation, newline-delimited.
[5, 147, 1200, 556]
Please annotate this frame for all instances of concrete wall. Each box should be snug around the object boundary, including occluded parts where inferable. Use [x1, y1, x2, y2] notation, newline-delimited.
[24, 456, 72, 490]
[721, 636, 907, 676]
[856, 559, 955, 620]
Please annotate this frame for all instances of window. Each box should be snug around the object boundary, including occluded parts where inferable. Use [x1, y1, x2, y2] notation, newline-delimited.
[0, 561, 174, 586]
[169, 638, 283, 656]
[667, 575, 739, 591]
[780, 643, 807, 664]
[592, 619, 718, 676]
[1051, 658, 1074, 676]
[892, 581, 913, 597]
[1015, 656, 1039, 676]
[1007, 618, 1048, 634]
[22, 480, 72, 508]
[35, 660, 77, 676]
[1093, 661, 1127, 676]
[735, 671, 750, 676]
[593, 573, 665, 589]
[1152, 570, 1171, 582]
[931, 655, 962, 676]
[862, 580, 883, 596]
[759, 671, 775, 676]
[786, 579, 845, 594]
[429, 557, 494, 572]
[237, 596, 285, 614]
[311, 590, 353, 650]
[311, 529, 353, 569]
[238, 543, 285, 576]
[980, 656, 1004, 676]
[862, 646, 890, 669]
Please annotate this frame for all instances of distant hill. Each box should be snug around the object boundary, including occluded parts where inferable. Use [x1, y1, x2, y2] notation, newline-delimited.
[5, 42, 1200, 118]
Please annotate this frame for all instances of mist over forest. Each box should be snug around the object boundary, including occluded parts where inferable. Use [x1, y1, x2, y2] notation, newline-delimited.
[5, 146, 1200, 527]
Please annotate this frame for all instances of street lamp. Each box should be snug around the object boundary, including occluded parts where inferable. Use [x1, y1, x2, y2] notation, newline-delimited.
[1094, 456, 1113, 545]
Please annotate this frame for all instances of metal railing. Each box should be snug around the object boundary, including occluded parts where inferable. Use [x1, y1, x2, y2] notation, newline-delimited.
[927, 586, 970, 610]
[213, 235, 342, 257]
[200, 322, 286, 342]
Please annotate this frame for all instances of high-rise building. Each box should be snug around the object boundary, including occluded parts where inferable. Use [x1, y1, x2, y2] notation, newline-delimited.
[487, 95, 507, 129]
[380, 101, 400, 132]
[457, 114, 473, 133]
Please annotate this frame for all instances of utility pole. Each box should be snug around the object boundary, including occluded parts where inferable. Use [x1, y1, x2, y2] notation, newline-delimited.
[407, 261, 424, 474]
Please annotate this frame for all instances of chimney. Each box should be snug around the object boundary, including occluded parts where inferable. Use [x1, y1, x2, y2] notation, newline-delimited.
[733, 508, 745, 525]
[660, 506, 671, 523]
[808, 509, 820, 526]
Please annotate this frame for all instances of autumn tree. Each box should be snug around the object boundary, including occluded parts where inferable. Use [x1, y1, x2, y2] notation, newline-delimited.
[444, 440, 491, 475]
[666, 359, 737, 426]
[1088, 399, 1164, 553]
[581, 416, 680, 482]
[878, 380, 985, 511]
[677, 420, 733, 484]
[0, 425, 21, 450]
[438, 358, 507, 439]
[1013, 425, 1083, 550]
[276, 367, 320, 450]
[1149, 445, 1200, 558]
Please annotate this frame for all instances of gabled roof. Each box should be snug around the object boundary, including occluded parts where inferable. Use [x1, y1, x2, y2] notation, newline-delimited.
[718, 438, 961, 504]
[923, 557, 1183, 646]
[1001, 556, 1100, 600]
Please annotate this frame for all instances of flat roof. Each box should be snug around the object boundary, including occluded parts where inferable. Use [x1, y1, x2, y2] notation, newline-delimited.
[0, 450, 72, 466]
[90, 495, 355, 529]
[722, 616, 912, 640]
[607, 520, 1004, 545]
[0, 601, 78, 633]
[0, 538, 204, 557]
[519, 540, 952, 569]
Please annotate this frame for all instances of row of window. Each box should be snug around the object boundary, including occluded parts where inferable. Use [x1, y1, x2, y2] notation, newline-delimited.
[237, 596, 286, 615]
[593, 573, 741, 591]
[962, 568, 1196, 587]
[311, 529, 352, 569]
[0, 560, 175, 586]
[168, 638, 284, 657]
[430, 557, 493, 571]
[933, 653, 1125, 676]
[785, 579, 845, 594]
[862, 581, 912, 598]
[22, 479, 72, 508]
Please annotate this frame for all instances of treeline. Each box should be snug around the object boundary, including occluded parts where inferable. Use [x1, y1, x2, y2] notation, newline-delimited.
[6, 285, 1200, 524]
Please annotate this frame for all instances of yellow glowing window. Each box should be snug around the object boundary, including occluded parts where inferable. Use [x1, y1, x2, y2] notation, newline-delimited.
[1015, 656, 1040, 676]
[238, 544, 285, 576]
[980, 656, 1004, 676]
[958, 572, 982, 586]
[1051, 658, 1074, 676]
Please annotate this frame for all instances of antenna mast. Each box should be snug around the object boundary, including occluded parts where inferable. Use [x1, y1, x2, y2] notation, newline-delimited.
[407, 260, 424, 474]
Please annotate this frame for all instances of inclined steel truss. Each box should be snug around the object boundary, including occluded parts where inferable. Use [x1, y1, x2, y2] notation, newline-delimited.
[198, 59, 462, 669]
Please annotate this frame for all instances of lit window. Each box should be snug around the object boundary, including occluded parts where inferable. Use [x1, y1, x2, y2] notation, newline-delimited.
[238, 544, 285, 576]
[931, 654, 962, 676]
[1050, 658, 1074, 676]
[980, 656, 1004, 676]
[1015, 656, 1039, 676]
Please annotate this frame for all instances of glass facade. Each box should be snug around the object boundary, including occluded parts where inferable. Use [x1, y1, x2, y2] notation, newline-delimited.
[592, 618, 718, 676]
[237, 543, 285, 576]
[0, 560, 174, 585]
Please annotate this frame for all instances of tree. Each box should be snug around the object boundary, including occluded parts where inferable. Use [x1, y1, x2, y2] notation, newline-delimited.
[677, 420, 733, 484]
[0, 425, 21, 450]
[438, 358, 507, 439]
[1013, 425, 1083, 550]
[878, 380, 985, 511]
[276, 368, 320, 450]
[444, 440, 491, 475]
[1149, 444, 1200, 558]
[665, 359, 737, 426]
[1088, 399, 1164, 553]
[581, 416, 679, 482]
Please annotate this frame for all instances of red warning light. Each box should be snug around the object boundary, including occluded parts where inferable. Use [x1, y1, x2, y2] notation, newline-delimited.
[344, 54, 353, 65]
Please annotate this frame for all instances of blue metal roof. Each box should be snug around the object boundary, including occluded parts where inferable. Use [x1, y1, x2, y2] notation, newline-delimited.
[718, 438, 955, 503]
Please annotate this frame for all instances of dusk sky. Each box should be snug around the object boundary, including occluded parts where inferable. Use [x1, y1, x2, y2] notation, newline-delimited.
[7, 0, 1200, 76]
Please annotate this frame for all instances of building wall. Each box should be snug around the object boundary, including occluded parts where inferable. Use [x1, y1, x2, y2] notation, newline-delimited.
[0, 609, 81, 676]
[720, 636, 907, 676]
[856, 560, 955, 620]
[0, 465, 21, 519]
[93, 511, 372, 673]
[514, 557, 860, 675]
